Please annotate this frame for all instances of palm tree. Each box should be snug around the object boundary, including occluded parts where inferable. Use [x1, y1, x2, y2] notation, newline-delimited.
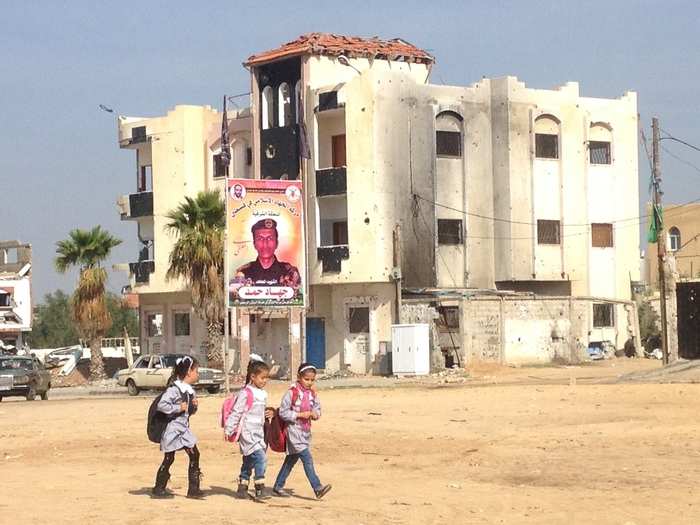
[55, 226, 122, 380]
[166, 190, 225, 368]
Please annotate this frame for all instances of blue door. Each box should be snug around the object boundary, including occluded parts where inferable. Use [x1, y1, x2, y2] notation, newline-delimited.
[306, 318, 326, 369]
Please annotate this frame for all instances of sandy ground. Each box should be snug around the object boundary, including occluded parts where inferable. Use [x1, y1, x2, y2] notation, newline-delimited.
[2, 359, 699, 524]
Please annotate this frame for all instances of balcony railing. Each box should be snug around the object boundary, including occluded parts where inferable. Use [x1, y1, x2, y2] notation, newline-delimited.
[129, 260, 155, 284]
[127, 191, 153, 218]
[316, 167, 347, 196]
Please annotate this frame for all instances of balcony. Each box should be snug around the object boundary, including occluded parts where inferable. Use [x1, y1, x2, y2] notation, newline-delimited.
[119, 125, 150, 149]
[317, 245, 349, 273]
[119, 191, 153, 220]
[316, 167, 347, 196]
[129, 260, 155, 284]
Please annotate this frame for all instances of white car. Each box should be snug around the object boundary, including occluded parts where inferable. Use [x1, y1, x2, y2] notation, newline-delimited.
[116, 354, 224, 396]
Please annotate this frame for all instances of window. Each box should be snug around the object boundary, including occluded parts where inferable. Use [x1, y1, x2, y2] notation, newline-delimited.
[589, 141, 611, 164]
[318, 91, 338, 111]
[437, 306, 460, 329]
[438, 219, 463, 245]
[138, 165, 152, 192]
[134, 356, 150, 369]
[213, 153, 227, 179]
[0, 292, 10, 308]
[537, 220, 561, 245]
[332, 135, 346, 167]
[261, 86, 274, 130]
[591, 223, 613, 248]
[535, 134, 558, 159]
[132, 126, 147, 143]
[333, 221, 348, 245]
[246, 147, 253, 166]
[349, 307, 370, 334]
[146, 313, 163, 337]
[278, 83, 292, 127]
[436, 131, 462, 157]
[174, 312, 191, 337]
[669, 227, 681, 252]
[593, 303, 614, 328]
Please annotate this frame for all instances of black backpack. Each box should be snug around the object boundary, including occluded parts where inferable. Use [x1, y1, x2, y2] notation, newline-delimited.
[147, 390, 185, 444]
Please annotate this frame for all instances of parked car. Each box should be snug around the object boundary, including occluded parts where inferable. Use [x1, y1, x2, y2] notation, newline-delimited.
[116, 354, 224, 396]
[0, 355, 52, 401]
[44, 346, 83, 368]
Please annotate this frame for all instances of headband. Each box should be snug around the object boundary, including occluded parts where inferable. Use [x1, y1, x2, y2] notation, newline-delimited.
[299, 365, 316, 374]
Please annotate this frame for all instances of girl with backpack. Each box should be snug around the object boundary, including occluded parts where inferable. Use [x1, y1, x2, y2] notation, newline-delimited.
[225, 359, 274, 500]
[152, 356, 205, 500]
[272, 363, 332, 500]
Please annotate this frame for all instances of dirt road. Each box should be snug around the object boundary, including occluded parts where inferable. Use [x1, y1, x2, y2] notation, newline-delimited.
[2, 361, 699, 524]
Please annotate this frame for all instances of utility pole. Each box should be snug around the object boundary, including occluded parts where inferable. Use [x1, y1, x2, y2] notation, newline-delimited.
[652, 117, 669, 365]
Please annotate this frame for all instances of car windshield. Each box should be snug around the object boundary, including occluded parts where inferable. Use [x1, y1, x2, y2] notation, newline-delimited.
[0, 358, 32, 370]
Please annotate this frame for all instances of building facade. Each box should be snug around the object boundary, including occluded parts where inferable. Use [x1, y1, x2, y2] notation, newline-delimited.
[117, 105, 252, 361]
[0, 241, 32, 352]
[117, 33, 641, 372]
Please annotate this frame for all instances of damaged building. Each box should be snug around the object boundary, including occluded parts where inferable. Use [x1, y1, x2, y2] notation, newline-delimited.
[117, 33, 641, 373]
[0, 241, 32, 353]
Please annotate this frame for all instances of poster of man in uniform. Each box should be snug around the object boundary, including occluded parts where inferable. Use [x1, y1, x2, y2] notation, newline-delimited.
[227, 179, 304, 307]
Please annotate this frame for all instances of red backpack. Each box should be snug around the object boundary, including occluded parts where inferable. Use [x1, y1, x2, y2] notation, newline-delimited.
[220, 386, 254, 443]
[266, 386, 302, 453]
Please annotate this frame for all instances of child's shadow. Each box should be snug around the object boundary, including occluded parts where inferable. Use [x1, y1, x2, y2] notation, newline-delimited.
[128, 487, 156, 497]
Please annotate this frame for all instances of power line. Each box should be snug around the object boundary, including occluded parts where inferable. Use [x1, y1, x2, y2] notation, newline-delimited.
[660, 129, 700, 154]
[660, 144, 700, 176]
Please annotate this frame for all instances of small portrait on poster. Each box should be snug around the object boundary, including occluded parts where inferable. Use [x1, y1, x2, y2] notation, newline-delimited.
[227, 179, 304, 307]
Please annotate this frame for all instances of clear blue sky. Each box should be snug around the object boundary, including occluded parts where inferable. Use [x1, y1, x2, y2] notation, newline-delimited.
[2, 0, 698, 299]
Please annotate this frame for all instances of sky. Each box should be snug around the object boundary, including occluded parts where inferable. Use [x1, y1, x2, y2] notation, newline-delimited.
[2, 0, 700, 299]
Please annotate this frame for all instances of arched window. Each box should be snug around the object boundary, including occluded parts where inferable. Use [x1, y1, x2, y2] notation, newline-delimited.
[262, 86, 274, 130]
[589, 122, 613, 165]
[278, 83, 292, 127]
[669, 227, 681, 252]
[534, 114, 560, 159]
[435, 111, 463, 158]
[294, 80, 302, 124]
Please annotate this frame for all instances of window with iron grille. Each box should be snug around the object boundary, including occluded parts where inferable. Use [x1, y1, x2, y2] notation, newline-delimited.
[593, 303, 614, 328]
[436, 131, 462, 157]
[438, 219, 463, 245]
[174, 312, 191, 337]
[589, 141, 611, 164]
[535, 133, 558, 159]
[591, 223, 613, 248]
[349, 307, 370, 334]
[213, 153, 226, 178]
[537, 220, 561, 244]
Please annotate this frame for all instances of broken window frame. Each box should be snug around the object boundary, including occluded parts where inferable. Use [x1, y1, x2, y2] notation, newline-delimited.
[593, 303, 615, 328]
[348, 307, 370, 334]
[437, 219, 463, 245]
[589, 140, 612, 165]
[537, 219, 561, 245]
[535, 133, 559, 159]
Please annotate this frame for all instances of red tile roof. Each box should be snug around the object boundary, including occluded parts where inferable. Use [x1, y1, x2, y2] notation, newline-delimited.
[245, 32, 434, 67]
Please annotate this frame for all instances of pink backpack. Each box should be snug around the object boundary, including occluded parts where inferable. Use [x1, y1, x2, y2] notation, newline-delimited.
[220, 386, 254, 443]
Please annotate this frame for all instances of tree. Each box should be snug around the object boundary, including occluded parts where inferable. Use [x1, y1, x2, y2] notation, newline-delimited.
[638, 300, 661, 353]
[55, 226, 122, 379]
[28, 291, 137, 349]
[166, 190, 225, 368]
[27, 290, 79, 348]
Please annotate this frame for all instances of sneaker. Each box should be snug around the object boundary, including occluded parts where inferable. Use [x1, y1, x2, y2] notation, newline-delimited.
[272, 487, 290, 498]
[315, 484, 332, 500]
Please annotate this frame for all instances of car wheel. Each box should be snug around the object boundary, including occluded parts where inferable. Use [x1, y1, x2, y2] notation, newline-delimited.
[207, 386, 221, 394]
[26, 385, 37, 401]
[41, 390, 49, 401]
[126, 379, 140, 396]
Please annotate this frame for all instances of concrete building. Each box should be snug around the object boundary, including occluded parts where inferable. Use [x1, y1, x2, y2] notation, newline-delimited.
[243, 33, 641, 371]
[116, 105, 252, 360]
[645, 202, 700, 287]
[116, 33, 641, 372]
[0, 241, 32, 352]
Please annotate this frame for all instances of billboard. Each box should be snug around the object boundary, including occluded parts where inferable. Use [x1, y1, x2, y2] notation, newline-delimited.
[227, 179, 304, 307]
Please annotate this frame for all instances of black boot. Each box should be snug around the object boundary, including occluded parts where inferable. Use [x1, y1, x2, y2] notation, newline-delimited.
[186, 467, 205, 499]
[253, 482, 269, 501]
[152, 468, 174, 499]
[236, 479, 249, 499]
[315, 484, 332, 500]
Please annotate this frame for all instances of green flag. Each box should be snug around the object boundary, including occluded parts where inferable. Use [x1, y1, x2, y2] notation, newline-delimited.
[647, 204, 663, 243]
